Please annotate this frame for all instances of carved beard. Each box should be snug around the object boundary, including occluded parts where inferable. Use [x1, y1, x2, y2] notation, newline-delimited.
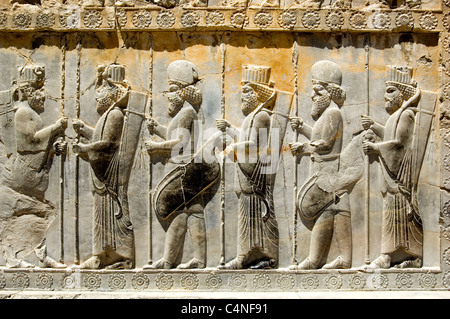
[167, 92, 184, 117]
[385, 93, 403, 115]
[241, 93, 259, 116]
[96, 91, 116, 114]
[28, 89, 45, 114]
[311, 94, 331, 120]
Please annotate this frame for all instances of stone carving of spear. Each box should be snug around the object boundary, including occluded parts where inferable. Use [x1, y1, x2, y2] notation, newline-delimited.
[219, 38, 226, 266]
[74, 34, 82, 265]
[291, 36, 299, 267]
[364, 36, 371, 265]
[59, 34, 67, 264]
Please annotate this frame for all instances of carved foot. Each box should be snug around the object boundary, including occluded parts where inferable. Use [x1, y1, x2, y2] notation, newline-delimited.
[105, 260, 133, 270]
[39, 256, 67, 269]
[322, 256, 351, 269]
[363, 254, 391, 270]
[146, 258, 172, 269]
[79, 256, 101, 269]
[8, 260, 35, 269]
[250, 259, 277, 269]
[292, 257, 319, 270]
[393, 258, 422, 269]
[177, 258, 205, 269]
[218, 256, 245, 269]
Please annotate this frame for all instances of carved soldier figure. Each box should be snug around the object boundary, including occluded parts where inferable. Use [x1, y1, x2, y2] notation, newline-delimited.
[290, 60, 353, 270]
[216, 65, 284, 269]
[145, 60, 209, 269]
[361, 66, 425, 269]
[0, 65, 67, 268]
[72, 64, 142, 270]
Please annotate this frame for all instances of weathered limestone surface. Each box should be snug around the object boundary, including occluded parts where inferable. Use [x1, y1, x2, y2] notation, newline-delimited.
[0, 0, 448, 295]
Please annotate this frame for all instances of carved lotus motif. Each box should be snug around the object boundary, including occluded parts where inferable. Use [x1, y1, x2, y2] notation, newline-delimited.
[445, 0, 450, 7]
[253, 273, 271, 289]
[181, 11, 200, 28]
[116, 9, 127, 28]
[443, 226, 450, 241]
[155, 273, 174, 290]
[180, 273, 199, 290]
[444, 247, 450, 265]
[253, 11, 273, 29]
[325, 11, 344, 30]
[60, 11, 79, 29]
[324, 274, 342, 289]
[419, 273, 436, 289]
[157, 10, 175, 28]
[300, 274, 319, 289]
[443, 271, 450, 289]
[205, 11, 225, 26]
[443, 199, 450, 218]
[230, 10, 248, 28]
[395, 11, 414, 29]
[395, 273, 412, 288]
[419, 12, 438, 30]
[83, 273, 101, 290]
[36, 12, 55, 29]
[348, 273, 366, 290]
[206, 274, 222, 289]
[372, 12, 391, 30]
[12, 13, 31, 29]
[60, 274, 77, 289]
[83, 10, 102, 29]
[132, 273, 150, 290]
[108, 274, 126, 290]
[0, 274, 5, 289]
[132, 10, 152, 28]
[301, 11, 320, 29]
[36, 273, 53, 289]
[349, 12, 366, 29]
[228, 273, 247, 289]
[0, 12, 7, 28]
[371, 274, 388, 289]
[12, 273, 30, 289]
[277, 10, 296, 30]
[276, 274, 295, 289]
[444, 13, 450, 33]
[442, 36, 450, 54]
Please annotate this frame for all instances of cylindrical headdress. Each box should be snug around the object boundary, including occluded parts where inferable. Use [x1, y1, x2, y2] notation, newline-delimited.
[242, 64, 276, 108]
[385, 65, 417, 100]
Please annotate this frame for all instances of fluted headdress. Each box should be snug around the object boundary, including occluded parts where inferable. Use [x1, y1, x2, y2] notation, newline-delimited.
[385, 65, 417, 100]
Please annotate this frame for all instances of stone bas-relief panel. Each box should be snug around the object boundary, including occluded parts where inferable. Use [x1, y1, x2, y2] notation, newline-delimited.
[0, 0, 449, 293]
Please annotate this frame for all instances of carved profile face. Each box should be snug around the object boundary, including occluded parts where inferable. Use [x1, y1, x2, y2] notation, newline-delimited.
[311, 82, 331, 120]
[167, 83, 185, 117]
[241, 84, 259, 116]
[384, 85, 403, 115]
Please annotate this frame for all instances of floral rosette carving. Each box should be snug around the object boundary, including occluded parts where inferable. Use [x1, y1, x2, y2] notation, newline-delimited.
[230, 10, 248, 28]
[443, 225, 450, 241]
[157, 10, 175, 28]
[324, 274, 342, 289]
[205, 274, 222, 289]
[60, 11, 79, 29]
[325, 11, 344, 30]
[300, 274, 319, 289]
[12, 13, 31, 29]
[132, 10, 152, 29]
[442, 271, 450, 289]
[228, 273, 247, 290]
[252, 273, 271, 289]
[116, 9, 127, 28]
[276, 274, 295, 289]
[395, 273, 412, 288]
[108, 274, 126, 290]
[443, 199, 450, 218]
[12, 273, 30, 289]
[36, 12, 55, 29]
[443, 36, 450, 54]
[132, 273, 149, 290]
[205, 11, 225, 26]
[419, 12, 438, 31]
[83, 273, 101, 290]
[155, 273, 174, 290]
[83, 10, 102, 29]
[443, 59, 450, 77]
[277, 10, 296, 30]
[36, 273, 53, 289]
[0, 12, 6, 28]
[443, 83, 450, 102]
[348, 273, 366, 290]
[444, 130, 450, 148]
[419, 273, 436, 289]
[395, 11, 414, 29]
[371, 274, 389, 289]
[181, 11, 200, 28]
[372, 12, 391, 30]
[0, 273, 5, 289]
[443, 247, 450, 265]
[61, 274, 77, 289]
[253, 10, 273, 29]
[349, 11, 366, 29]
[180, 273, 199, 290]
[302, 11, 320, 29]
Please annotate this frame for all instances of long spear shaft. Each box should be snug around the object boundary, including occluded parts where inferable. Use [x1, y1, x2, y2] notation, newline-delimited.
[364, 36, 371, 265]
[147, 35, 154, 266]
[292, 35, 299, 266]
[219, 38, 226, 266]
[59, 34, 67, 264]
[74, 34, 81, 265]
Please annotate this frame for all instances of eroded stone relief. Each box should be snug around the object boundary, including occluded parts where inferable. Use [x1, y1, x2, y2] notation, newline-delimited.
[0, 0, 447, 293]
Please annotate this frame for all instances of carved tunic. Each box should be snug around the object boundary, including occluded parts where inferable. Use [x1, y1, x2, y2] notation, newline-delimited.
[378, 107, 423, 257]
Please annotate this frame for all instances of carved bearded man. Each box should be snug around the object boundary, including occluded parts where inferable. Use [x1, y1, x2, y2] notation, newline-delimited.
[290, 60, 352, 270]
[0, 65, 67, 268]
[216, 65, 279, 270]
[72, 64, 135, 269]
[362, 66, 423, 269]
[145, 60, 206, 269]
